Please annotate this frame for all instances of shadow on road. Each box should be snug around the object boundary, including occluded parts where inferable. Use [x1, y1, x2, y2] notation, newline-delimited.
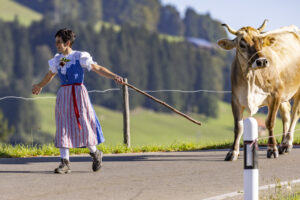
[0, 170, 91, 174]
[0, 152, 230, 165]
[0, 170, 53, 174]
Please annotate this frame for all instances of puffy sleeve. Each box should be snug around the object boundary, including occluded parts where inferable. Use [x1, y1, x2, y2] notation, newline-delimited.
[80, 51, 97, 71]
[48, 54, 59, 73]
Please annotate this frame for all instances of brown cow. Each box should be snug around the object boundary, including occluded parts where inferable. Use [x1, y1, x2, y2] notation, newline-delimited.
[218, 20, 300, 161]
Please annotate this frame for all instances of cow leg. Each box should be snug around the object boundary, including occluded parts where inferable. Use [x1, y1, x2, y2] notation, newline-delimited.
[278, 101, 291, 154]
[280, 93, 300, 154]
[225, 96, 244, 161]
[265, 97, 281, 158]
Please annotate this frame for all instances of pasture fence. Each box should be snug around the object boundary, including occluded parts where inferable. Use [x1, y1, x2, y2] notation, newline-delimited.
[2, 87, 300, 199]
[0, 85, 231, 146]
[1, 86, 300, 148]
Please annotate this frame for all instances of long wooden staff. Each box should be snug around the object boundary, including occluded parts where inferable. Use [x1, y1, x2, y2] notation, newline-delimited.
[123, 82, 201, 126]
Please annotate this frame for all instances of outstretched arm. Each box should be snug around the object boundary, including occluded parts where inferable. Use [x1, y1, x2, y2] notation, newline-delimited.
[32, 71, 57, 95]
[91, 64, 124, 85]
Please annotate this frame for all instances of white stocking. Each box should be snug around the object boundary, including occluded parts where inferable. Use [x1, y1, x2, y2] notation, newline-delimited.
[88, 146, 97, 153]
[60, 148, 70, 160]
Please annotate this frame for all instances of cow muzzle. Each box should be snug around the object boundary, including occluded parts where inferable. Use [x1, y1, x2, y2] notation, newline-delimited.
[252, 58, 269, 69]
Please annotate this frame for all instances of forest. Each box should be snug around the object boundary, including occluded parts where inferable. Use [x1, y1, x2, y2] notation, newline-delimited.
[0, 0, 232, 144]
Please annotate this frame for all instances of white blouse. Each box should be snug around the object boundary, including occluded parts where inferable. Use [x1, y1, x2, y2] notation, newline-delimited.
[48, 51, 97, 74]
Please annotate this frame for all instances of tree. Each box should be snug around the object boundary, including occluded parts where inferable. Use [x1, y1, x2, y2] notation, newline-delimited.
[33, 45, 53, 78]
[52, 0, 80, 23]
[184, 8, 227, 42]
[0, 21, 14, 89]
[103, 0, 161, 31]
[0, 111, 14, 143]
[33, 45, 59, 93]
[78, 0, 102, 25]
[144, 34, 164, 110]
[158, 5, 184, 36]
[5, 22, 40, 144]
[184, 8, 199, 38]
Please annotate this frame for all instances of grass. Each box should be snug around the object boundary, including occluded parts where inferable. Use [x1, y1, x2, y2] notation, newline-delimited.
[158, 33, 185, 43]
[2, 92, 300, 158]
[260, 178, 300, 200]
[0, 0, 186, 44]
[0, 91, 295, 158]
[0, 142, 233, 158]
[94, 21, 121, 33]
[93, 20, 185, 44]
[32, 93, 300, 147]
[0, 0, 42, 26]
[34, 93, 235, 146]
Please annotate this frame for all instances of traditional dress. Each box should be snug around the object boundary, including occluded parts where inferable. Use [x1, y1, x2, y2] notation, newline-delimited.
[48, 51, 105, 148]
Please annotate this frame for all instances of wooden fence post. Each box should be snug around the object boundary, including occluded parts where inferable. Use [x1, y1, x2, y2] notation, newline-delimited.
[122, 78, 130, 147]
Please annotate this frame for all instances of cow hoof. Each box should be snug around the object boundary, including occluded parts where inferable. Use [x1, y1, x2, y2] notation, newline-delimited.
[224, 151, 238, 161]
[279, 146, 287, 154]
[267, 149, 279, 158]
[279, 145, 292, 154]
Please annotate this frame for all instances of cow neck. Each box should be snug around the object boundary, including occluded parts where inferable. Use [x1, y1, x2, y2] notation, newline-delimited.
[236, 52, 269, 115]
[246, 70, 260, 115]
[247, 70, 255, 94]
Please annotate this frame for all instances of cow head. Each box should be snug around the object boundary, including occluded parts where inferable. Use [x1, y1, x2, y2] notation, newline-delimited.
[218, 20, 276, 72]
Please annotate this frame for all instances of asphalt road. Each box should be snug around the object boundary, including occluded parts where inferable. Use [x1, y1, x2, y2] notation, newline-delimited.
[1, 148, 300, 200]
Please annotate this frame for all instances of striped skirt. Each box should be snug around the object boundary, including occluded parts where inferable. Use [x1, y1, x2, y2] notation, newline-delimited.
[54, 84, 104, 148]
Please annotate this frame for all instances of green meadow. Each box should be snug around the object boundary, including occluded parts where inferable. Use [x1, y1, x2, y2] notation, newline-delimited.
[0, 0, 185, 44]
[34, 93, 300, 147]
[2, 91, 300, 158]
[0, 0, 42, 26]
[34, 93, 230, 146]
[94, 21, 121, 33]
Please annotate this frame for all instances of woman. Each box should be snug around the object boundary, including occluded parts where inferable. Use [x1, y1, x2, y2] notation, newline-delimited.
[32, 28, 124, 174]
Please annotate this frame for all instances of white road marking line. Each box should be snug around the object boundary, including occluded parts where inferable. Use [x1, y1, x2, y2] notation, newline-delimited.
[203, 179, 300, 200]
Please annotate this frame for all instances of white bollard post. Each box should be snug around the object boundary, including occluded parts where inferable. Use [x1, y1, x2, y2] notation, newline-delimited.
[243, 117, 259, 200]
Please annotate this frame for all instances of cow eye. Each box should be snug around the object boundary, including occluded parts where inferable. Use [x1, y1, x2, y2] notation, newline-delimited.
[239, 43, 246, 49]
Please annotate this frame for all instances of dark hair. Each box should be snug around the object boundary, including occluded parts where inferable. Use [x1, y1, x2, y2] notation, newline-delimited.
[55, 28, 76, 46]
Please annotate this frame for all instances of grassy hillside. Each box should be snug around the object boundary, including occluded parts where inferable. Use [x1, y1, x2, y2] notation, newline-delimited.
[94, 21, 185, 43]
[0, 0, 185, 44]
[94, 21, 121, 33]
[0, 0, 42, 26]
[34, 93, 300, 147]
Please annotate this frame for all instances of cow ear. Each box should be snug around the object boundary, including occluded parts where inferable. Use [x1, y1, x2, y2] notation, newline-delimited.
[264, 37, 276, 46]
[217, 39, 236, 50]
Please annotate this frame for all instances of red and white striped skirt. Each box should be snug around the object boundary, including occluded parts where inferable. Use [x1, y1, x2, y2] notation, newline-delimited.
[54, 84, 104, 148]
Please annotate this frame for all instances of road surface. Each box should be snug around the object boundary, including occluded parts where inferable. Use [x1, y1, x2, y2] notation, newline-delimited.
[1, 148, 300, 200]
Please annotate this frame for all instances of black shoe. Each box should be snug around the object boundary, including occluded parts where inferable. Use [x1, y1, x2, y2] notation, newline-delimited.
[54, 158, 71, 174]
[90, 150, 103, 172]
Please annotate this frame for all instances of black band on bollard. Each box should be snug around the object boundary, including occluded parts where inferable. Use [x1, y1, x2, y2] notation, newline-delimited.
[244, 140, 258, 169]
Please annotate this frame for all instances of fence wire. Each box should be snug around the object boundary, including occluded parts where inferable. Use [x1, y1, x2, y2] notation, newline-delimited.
[0, 88, 232, 102]
[2, 88, 300, 148]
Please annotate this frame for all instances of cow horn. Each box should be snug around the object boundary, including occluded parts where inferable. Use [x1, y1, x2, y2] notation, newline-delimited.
[257, 19, 268, 32]
[221, 24, 237, 35]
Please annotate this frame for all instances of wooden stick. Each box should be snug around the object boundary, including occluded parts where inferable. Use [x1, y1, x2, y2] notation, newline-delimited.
[123, 82, 201, 126]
